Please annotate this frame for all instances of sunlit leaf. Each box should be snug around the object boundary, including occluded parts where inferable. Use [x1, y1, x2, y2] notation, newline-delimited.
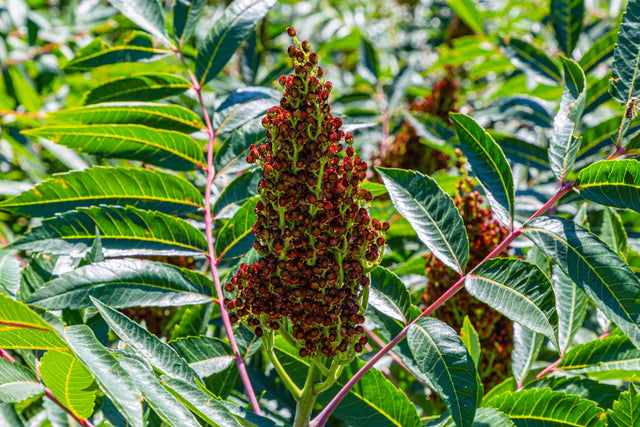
[83, 73, 191, 105]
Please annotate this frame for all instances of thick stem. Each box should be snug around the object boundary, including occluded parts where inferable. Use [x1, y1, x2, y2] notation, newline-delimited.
[177, 50, 262, 415]
[311, 182, 576, 427]
[294, 364, 322, 427]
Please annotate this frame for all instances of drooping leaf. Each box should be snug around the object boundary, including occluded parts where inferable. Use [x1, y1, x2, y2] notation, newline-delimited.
[48, 102, 204, 133]
[576, 160, 640, 214]
[213, 168, 261, 218]
[26, 259, 212, 309]
[369, 266, 411, 323]
[460, 316, 480, 369]
[608, 383, 640, 427]
[40, 350, 96, 421]
[377, 167, 468, 274]
[106, 0, 170, 46]
[63, 34, 167, 70]
[511, 323, 544, 387]
[550, 0, 584, 54]
[215, 197, 258, 260]
[0, 358, 44, 403]
[557, 332, 640, 375]
[0, 166, 203, 217]
[523, 216, 640, 350]
[601, 207, 628, 257]
[173, 0, 207, 47]
[610, 0, 640, 104]
[118, 358, 200, 427]
[23, 125, 205, 171]
[214, 120, 267, 175]
[408, 317, 478, 427]
[483, 388, 606, 426]
[500, 37, 562, 85]
[92, 298, 201, 384]
[64, 325, 144, 427]
[579, 30, 617, 73]
[450, 113, 515, 229]
[552, 266, 587, 354]
[447, 0, 484, 37]
[11, 206, 208, 257]
[0, 294, 68, 350]
[170, 336, 234, 378]
[549, 56, 587, 183]
[83, 73, 191, 105]
[195, 0, 275, 86]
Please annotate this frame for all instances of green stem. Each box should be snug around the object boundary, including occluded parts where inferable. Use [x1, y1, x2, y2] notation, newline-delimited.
[264, 335, 302, 399]
[294, 364, 322, 427]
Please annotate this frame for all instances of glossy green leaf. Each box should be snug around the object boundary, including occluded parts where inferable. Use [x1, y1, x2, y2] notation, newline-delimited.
[213, 168, 261, 217]
[579, 30, 617, 74]
[601, 207, 628, 257]
[557, 332, 640, 375]
[549, 56, 587, 183]
[118, 357, 200, 427]
[528, 376, 621, 410]
[83, 73, 191, 105]
[608, 383, 640, 427]
[369, 266, 411, 323]
[214, 120, 267, 175]
[65, 325, 143, 427]
[23, 125, 205, 171]
[26, 259, 212, 309]
[447, 0, 484, 37]
[92, 297, 201, 384]
[173, 0, 207, 47]
[170, 336, 234, 377]
[610, 0, 640, 104]
[439, 408, 514, 427]
[106, 0, 170, 46]
[450, 113, 514, 229]
[552, 266, 587, 354]
[377, 167, 468, 274]
[0, 250, 20, 297]
[161, 377, 243, 427]
[195, 0, 275, 85]
[0, 166, 203, 217]
[500, 37, 562, 85]
[63, 34, 166, 70]
[576, 160, 640, 214]
[0, 294, 68, 350]
[11, 206, 208, 257]
[40, 350, 96, 420]
[215, 197, 258, 260]
[408, 317, 478, 427]
[550, 0, 584, 54]
[0, 358, 44, 403]
[484, 388, 606, 427]
[466, 258, 558, 349]
[523, 216, 640, 350]
[511, 323, 544, 387]
[461, 316, 480, 369]
[48, 102, 204, 133]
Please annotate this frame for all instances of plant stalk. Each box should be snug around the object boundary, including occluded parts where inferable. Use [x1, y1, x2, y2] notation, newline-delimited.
[294, 364, 322, 427]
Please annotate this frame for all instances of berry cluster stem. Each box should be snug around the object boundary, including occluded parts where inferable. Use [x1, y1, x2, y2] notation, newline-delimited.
[176, 49, 262, 415]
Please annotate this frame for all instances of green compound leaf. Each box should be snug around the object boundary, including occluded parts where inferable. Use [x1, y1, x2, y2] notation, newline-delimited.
[369, 266, 411, 323]
[48, 102, 204, 133]
[0, 166, 203, 217]
[608, 383, 640, 427]
[23, 125, 205, 171]
[118, 358, 200, 427]
[170, 336, 234, 378]
[173, 0, 207, 47]
[408, 317, 478, 427]
[377, 167, 468, 274]
[483, 388, 606, 427]
[549, 56, 587, 183]
[576, 160, 640, 214]
[83, 73, 191, 105]
[26, 259, 213, 309]
[610, 0, 640, 104]
[65, 325, 144, 427]
[215, 197, 258, 260]
[511, 323, 544, 387]
[500, 36, 562, 85]
[40, 350, 96, 421]
[466, 258, 559, 350]
[0, 294, 68, 350]
[450, 113, 515, 229]
[0, 358, 45, 403]
[63, 34, 166, 70]
[106, 0, 170, 46]
[550, 0, 584, 55]
[195, 0, 275, 86]
[557, 331, 640, 375]
[92, 298, 202, 384]
[523, 216, 640, 350]
[11, 206, 208, 258]
[553, 266, 588, 355]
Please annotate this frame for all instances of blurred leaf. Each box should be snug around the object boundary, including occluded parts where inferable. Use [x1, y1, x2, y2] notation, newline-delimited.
[215, 197, 258, 260]
[610, 0, 640, 104]
[408, 317, 478, 427]
[576, 160, 640, 214]
[489, 132, 549, 170]
[500, 37, 562, 85]
[607, 383, 640, 427]
[214, 121, 267, 175]
[511, 323, 544, 387]
[377, 167, 468, 273]
[552, 266, 587, 354]
[0, 358, 44, 403]
[196, 0, 275, 85]
[583, 75, 613, 115]
[357, 37, 379, 85]
[528, 376, 621, 410]
[0, 251, 21, 297]
[23, 125, 205, 171]
[579, 30, 617, 73]
[65, 325, 143, 427]
[83, 73, 191, 104]
[11, 206, 208, 257]
[475, 95, 553, 128]
[0, 403, 24, 427]
[40, 350, 96, 420]
[576, 115, 619, 161]
[173, 0, 207, 47]
[550, 0, 584, 54]
[369, 266, 411, 323]
[213, 168, 261, 217]
[387, 63, 413, 111]
[461, 316, 480, 369]
[549, 57, 586, 183]
[0, 166, 203, 217]
[213, 88, 277, 135]
[448, 0, 484, 37]
[27, 259, 212, 309]
[106, 0, 170, 46]
[63, 34, 167, 70]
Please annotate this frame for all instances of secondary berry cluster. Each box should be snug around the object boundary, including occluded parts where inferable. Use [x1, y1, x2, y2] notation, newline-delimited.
[226, 28, 388, 359]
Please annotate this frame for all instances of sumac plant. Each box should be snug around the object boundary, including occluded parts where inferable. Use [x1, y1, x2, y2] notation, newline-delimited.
[4, 0, 640, 426]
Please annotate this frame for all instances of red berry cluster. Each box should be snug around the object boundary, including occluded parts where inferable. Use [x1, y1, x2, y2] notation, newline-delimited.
[226, 28, 388, 359]
[411, 66, 459, 123]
